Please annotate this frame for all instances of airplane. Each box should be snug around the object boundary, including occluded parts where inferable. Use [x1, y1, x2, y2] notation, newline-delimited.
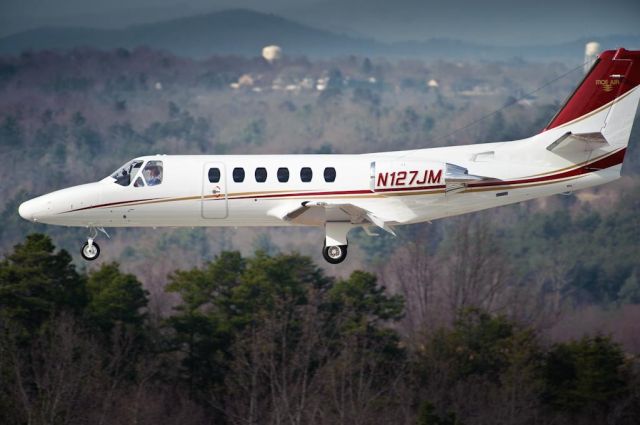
[18, 48, 640, 264]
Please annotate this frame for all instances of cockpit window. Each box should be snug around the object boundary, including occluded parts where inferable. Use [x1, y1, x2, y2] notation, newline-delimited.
[142, 161, 163, 186]
[111, 160, 143, 186]
[134, 177, 145, 187]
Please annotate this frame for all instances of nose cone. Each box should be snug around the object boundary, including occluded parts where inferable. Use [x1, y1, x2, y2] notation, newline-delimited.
[19, 199, 38, 221]
[18, 183, 103, 225]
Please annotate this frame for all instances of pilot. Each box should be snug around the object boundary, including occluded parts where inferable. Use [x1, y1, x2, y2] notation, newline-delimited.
[147, 166, 162, 186]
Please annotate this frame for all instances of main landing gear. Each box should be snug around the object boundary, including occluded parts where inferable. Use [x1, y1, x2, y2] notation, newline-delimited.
[322, 222, 352, 264]
[323, 244, 348, 264]
[80, 226, 109, 261]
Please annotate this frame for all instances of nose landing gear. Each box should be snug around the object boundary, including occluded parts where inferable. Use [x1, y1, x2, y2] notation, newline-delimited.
[80, 226, 109, 261]
[81, 240, 100, 261]
[323, 222, 352, 265]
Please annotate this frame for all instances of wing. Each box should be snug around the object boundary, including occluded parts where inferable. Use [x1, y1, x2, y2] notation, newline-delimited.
[268, 200, 400, 235]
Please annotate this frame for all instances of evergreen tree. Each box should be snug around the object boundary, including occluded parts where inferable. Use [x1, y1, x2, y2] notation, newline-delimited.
[86, 262, 149, 334]
[0, 234, 86, 334]
[543, 335, 629, 415]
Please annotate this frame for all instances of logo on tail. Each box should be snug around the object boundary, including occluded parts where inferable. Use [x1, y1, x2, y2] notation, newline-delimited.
[596, 79, 620, 92]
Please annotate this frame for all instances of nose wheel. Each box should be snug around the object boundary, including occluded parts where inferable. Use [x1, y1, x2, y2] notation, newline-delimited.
[80, 226, 109, 261]
[81, 239, 101, 261]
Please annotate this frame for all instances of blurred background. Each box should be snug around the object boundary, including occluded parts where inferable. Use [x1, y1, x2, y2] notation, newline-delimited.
[0, 1, 639, 424]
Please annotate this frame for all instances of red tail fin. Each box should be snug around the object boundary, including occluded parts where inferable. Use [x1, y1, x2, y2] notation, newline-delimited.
[544, 48, 640, 131]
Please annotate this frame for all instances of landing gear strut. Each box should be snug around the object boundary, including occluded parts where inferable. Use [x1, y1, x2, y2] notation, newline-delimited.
[80, 226, 109, 261]
[323, 222, 352, 264]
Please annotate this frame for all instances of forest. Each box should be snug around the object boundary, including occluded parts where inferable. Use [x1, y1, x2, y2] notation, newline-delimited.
[1, 234, 639, 424]
[0, 47, 639, 424]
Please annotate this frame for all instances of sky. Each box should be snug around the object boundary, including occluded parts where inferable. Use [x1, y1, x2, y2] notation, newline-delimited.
[1, 0, 639, 45]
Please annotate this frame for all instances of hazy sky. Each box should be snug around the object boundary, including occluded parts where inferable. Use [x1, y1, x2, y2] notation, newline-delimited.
[1, 0, 639, 44]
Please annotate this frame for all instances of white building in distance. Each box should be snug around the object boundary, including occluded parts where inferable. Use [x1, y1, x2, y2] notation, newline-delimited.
[262, 45, 282, 63]
[584, 42, 600, 73]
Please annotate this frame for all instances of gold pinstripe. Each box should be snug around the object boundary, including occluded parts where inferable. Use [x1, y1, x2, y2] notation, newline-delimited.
[553, 86, 636, 130]
[463, 175, 584, 193]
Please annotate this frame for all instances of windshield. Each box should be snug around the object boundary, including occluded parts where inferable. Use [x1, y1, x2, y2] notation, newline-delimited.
[111, 160, 143, 186]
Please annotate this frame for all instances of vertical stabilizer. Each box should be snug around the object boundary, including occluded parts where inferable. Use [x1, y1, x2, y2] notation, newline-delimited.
[544, 48, 640, 147]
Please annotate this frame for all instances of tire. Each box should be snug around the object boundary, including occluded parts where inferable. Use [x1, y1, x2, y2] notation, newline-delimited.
[81, 241, 100, 261]
[322, 244, 348, 264]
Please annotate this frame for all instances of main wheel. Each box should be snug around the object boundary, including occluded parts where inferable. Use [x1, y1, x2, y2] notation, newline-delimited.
[323, 244, 348, 264]
[81, 241, 100, 261]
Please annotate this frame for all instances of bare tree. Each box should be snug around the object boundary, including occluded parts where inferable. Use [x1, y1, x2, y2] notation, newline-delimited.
[440, 216, 510, 319]
[223, 287, 327, 425]
[8, 315, 102, 425]
[380, 225, 443, 338]
[316, 332, 408, 425]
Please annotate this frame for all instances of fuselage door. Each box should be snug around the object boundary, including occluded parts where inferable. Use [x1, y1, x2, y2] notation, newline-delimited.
[202, 162, 228, 219]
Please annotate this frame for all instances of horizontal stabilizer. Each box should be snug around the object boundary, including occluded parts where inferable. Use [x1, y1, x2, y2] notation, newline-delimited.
[546, 131, 609, 152]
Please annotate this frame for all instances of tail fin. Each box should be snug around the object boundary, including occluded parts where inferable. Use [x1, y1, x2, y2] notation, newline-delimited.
[544, 48, 640, 149]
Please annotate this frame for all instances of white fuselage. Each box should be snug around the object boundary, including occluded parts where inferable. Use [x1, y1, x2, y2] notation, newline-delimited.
[17, 132, 622, 230]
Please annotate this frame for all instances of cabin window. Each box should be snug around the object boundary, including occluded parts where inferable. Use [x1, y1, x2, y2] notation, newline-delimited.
[208, 168, 221, 183]
[255, 167, 267, 183]
[233, 167, 245, 183]
[142, 160, 163, 186]
[277, 167, 289, 183]
[300, 167, 313, 182]
[324, 167, 336, 182]
[111, 159, 143, 186]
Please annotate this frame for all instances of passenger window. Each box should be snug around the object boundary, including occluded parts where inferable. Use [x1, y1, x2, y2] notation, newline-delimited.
[134, 177, 145, 187]
[324, 167, 336, 182]
[300, 167, 312, 182]
[277, 167, 289, 183]
[233, 167, 245, 183]
[255, 167, 267, 183]
[142, 160, 163, 186]
[208, 168, 221, 183]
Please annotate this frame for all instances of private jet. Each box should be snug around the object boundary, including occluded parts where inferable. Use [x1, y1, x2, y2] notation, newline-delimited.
[18, 48, 640, 264]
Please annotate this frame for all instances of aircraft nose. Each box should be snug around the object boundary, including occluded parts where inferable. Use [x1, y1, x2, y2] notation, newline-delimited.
[18, 199, 37, 221]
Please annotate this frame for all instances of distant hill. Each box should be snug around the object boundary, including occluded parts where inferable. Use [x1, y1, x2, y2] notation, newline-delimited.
[0, 9, 638, 60]
[0, 9, 378, 58]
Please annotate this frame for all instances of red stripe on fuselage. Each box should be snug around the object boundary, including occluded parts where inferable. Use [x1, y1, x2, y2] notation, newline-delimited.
[375, 185, 446, 192]
[64, 197, 163, 213]
[231, 188, 372, 200]
[231, 185, 446, 200]
[467, 148, 626, 189]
